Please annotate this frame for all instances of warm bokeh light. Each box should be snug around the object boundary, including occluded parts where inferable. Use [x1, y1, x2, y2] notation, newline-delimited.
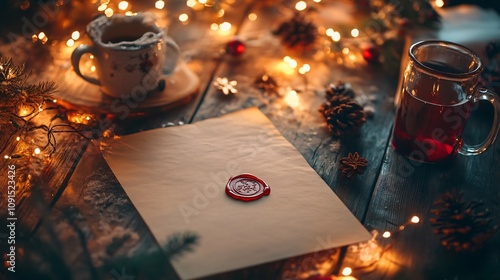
[4, 155, 9, 159]
[97, 4, 107, 11]
[34, 148, 41, 155]
[342, 47, 350, 54]
[155, 0, 165, 9]
[285, 90, 299, 108]
[66, 39, 75, 47]
[248, 13, 257, 21]
[326, 28, 334, 37]
[411, 216, 420, 223]
[382, 231, 391, 238]
[210, 23, 219, 30]
[435, 0, 444, 8]
[118, 1, 129, 10]
[219, 22, 232, 32]
[186, 0, 196, 7]
[351, 28, 359, 37]
[179, 13, 189, 22]
[298, 63, 310, 74]
[199, 0, 207, 4]
[295, 1, 307, 11]
[71, 31, 80, 40]
[104, 7, 114, 17]
[38, 32, 46, 39]
[284, 56, 298, 69]
[332, 31, 341, 42]
[90, 65, 96, 72]
[342, 267, 353, 276]
[16, 137, 20, 141]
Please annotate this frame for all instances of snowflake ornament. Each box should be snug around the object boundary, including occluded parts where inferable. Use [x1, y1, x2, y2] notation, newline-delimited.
[213, 77, 238, 95]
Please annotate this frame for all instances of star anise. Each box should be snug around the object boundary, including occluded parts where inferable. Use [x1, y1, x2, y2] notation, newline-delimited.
[339, 152, 367, 178]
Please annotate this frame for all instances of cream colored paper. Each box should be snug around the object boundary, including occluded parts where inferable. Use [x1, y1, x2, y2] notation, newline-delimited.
[103, 108, 370, 279]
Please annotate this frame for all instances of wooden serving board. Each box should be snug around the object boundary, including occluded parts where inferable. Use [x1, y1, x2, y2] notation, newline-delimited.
[54, 62, 200, 117]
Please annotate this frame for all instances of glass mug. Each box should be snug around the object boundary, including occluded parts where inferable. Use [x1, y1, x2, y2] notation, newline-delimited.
[391, 40, 500, 163]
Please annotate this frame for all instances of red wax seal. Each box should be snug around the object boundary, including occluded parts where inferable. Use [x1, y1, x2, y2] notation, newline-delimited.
[225, 173, 270, 202]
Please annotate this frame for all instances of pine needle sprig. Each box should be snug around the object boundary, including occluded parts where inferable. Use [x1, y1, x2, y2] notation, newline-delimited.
[163, 231, 200, 260]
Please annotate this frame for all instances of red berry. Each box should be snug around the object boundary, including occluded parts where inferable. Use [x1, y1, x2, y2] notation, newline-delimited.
[225, 39, 246, 56]
[362, 45, 380, 63]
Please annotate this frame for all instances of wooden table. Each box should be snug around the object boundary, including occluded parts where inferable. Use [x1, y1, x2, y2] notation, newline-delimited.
[1, 1, 499, 279]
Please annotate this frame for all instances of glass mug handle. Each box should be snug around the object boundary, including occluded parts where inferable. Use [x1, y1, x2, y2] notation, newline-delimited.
[71, 45, 101, 86]
[459, 88, 500, 155]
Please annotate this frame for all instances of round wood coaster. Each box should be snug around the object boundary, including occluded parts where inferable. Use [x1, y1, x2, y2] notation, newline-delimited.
[54, 62, 200, 116]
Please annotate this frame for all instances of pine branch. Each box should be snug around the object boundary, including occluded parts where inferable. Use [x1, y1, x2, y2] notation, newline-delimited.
[163, 232, 200, 260]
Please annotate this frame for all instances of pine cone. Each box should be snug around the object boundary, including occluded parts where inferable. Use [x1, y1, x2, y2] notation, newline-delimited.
[325, 82, 355, 100]
[319, 95, 352, 115]
[273, 13, 317, 49]
[322, 102, 366, 137]
[340, 152, 367, 178]
[430, 190, 498, 252]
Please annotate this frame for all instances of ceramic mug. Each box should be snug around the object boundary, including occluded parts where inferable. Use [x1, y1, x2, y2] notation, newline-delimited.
[391, 40, 500, 163]
[71, 13, 179, 98]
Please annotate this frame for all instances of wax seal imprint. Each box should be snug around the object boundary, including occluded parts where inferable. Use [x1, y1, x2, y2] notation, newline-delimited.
[225, 173, 271, 202]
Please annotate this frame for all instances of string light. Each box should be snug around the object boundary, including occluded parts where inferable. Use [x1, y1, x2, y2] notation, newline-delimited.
[332, 31, 341, 42]
[210, 23, 219, 30]
[16, 137, 20, 141]
[283, 56, 298, 68]
[104, 7, 114, 17]
[71, 31, 80, 40]
[219, 22, 232, 32]
[295, 1, 307, 11]
[351, 28, 359, 37]
[97, 4, 107, 11]
[155, 0, 165, 9]
[34, 148, 41, 155]
[342, 47, 350, 54]
[66, 39, 75, 47]
[186, 0, 196, 8]
[298, 63, 310, 74]
[326, 28, 334, 37]
[341, 267, 353, 276]
[248, 13, 257, 21]
[179, 13, 189, 23]
[118, 1, 129, 10]
[90, 65, 96, 72]
[435, 0, 444, 8]
[339, 215, 421, 278]
[285, 90, 299, 108]
[4, 155, 9, 159]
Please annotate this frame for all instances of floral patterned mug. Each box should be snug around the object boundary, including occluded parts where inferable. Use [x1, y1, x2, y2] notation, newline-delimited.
[71, 13, 179, 98]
